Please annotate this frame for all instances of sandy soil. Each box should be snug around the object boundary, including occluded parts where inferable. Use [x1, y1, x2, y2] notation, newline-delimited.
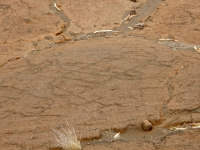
[0, 0, 200, 150]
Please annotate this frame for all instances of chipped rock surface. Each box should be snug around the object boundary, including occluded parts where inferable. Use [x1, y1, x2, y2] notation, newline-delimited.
[142, 0, 200, 45]
[0, 0, 200, 150]
[0, 0, 147, 66]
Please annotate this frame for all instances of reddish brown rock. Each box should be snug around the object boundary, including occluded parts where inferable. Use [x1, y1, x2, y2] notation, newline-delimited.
[192, 113, 200, 123]
[143, 0, 200, 45]
[142, 120, 152, 131]
[0, 0, 200, 150]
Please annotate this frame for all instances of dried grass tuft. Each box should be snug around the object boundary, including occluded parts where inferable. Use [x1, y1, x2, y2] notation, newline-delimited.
[53, 122, 81, 150]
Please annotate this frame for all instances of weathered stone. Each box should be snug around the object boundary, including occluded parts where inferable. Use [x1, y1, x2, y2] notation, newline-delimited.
[0, 0, 200, 150]
[192, 113, 200, 123]
[142, 120, 152, 131]
[143, 0, 200, 45]
[51, 35, 66, 44]
[67, 23, 83, 34]
[62, 31, 74, 41]
[35, 40, 54, 50]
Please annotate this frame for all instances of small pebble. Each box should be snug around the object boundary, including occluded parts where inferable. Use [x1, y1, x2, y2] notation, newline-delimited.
[142, 120, 152, 131]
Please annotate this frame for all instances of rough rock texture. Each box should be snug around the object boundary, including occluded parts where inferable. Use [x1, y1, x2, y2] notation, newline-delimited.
[0, 0, 200, 150]
[142, 120, 152, 131]
[0, 0, 147, 66]
[143, 0, 200, 45]
[0, 0, 65, 65]
[0, 36, 200, 149]
[59, 0, 147, 33]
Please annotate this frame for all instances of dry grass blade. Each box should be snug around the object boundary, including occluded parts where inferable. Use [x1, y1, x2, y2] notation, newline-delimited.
[54, 3, 60, 11]
[93, 30, 113, 33]
[53, 123, 81, 150]
[158, 38, 178, 42]
[194, 46, 200, 53]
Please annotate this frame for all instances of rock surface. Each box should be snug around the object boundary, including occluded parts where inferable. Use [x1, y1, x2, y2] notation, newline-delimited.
[142, 120, 152, 131]
[0, 0, 200, 150]
[142, 0, 200, 45]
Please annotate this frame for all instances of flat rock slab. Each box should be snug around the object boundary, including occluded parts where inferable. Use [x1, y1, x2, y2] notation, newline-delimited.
[0, 0, 147, 65]
[0, 36, 200, 149]
[142, 0, 200, 45]
[0, 0, 200, 149]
